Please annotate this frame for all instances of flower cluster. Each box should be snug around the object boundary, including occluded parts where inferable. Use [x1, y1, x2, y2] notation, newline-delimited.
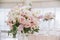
[6, 6, 41, 38]
[43, 12, 55, 21]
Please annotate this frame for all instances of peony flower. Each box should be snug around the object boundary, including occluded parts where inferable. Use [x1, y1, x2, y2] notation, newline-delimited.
[18, 16, 26, 24]
[6, 5, 41, 35]
[24, 21, 31, 28]
[6, 5, 41, 38]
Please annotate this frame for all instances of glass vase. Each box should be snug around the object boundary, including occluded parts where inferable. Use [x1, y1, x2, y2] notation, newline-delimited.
[17, 32, 29, 40]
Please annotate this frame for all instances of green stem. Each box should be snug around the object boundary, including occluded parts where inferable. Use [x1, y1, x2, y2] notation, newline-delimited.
[13, 34, 16, 38]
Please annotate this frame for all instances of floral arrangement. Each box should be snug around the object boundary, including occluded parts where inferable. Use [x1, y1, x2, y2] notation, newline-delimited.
[43, 12, 55, 21]
[6, 6, 41, 38]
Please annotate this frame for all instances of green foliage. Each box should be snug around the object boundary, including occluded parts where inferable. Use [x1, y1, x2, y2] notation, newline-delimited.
[21, 27, 39, 34]
[23, 27, 31, 33]
[12, 24, 18, 38]
[8, 20, 20, 38]
[8, 24, 18, 38]
[14, 20, 20, 27]
[33, 28, 39, 32]
[31, 28, 39, 34]
[8, 19, 39, 38]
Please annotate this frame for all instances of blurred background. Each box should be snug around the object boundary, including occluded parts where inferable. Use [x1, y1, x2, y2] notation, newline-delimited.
[0, 0, 60, 40]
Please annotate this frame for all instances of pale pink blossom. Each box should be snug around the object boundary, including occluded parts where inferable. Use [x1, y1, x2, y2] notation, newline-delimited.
[44, 12, 55, 20]
[18, 16, 26, 24]
[24, 22, 31, 28]
[37, 15, 43, 19]
[6, 19, 14, 29]
[7, 6, 41, 33]
[18, 24, 24, 31]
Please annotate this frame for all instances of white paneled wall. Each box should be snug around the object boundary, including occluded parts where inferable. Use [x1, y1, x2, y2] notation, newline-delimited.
[0, 9, 10, 30]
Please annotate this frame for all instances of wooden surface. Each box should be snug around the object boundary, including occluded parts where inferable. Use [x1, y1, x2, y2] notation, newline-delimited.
[28, 34, 60, 40]
[0, 31, 60, 40]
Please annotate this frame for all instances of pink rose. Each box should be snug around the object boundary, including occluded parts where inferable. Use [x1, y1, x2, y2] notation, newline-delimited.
[6, 21, 13, 29]
[24, 22, 31, 28]
[18, 16, 26, 24]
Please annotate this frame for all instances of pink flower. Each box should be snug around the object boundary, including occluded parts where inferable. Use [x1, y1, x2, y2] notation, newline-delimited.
[20, 17, 25, 22]
[30, 21, 36, 28]
[6, 19, 14, 29]
[37, 15, 43, 19]
[18, 16, 26, 24]
[29, 16, 33, 21]
[18, 24, 24, 31]
[24, 22, 31, 28]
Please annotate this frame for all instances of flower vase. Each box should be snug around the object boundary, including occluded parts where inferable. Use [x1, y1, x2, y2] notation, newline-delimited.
[8, 33, 18, 40]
